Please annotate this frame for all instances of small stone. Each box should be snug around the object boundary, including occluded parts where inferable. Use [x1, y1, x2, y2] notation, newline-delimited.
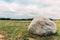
[28, 16, 57, 36]
[0, 34, 4, 40]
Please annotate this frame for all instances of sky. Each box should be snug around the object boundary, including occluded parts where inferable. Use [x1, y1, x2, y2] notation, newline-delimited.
[0, 0, 60, 19]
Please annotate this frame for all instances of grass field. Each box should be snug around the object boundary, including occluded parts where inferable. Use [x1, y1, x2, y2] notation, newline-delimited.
[0, 20, 60, 40]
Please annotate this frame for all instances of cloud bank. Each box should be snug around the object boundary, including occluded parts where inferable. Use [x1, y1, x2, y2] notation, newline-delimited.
[0, 0, 60, 19]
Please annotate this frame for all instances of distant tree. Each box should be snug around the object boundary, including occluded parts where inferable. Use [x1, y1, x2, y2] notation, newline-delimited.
[49, 18, 53, 20]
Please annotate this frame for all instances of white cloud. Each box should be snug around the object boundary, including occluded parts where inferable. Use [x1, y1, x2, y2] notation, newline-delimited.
[0, 0, 60, 19]
[38, 0, 60, 4]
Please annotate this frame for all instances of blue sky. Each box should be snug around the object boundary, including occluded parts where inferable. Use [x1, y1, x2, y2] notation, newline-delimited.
[0, 0, 60, 19]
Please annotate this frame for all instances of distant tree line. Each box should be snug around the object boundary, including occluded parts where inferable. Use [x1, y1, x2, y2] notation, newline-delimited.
[0, 18, 11, 20]
[0, 18, 33, 20]
[49, 18, 60, 21]
[0, 18, 60, 21]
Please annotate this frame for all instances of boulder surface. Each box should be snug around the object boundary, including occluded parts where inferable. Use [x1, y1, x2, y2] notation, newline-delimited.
[28, 16, 57, 36]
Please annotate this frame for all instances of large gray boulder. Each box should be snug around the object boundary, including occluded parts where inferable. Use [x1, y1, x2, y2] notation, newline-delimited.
[28, 16, 57, 36]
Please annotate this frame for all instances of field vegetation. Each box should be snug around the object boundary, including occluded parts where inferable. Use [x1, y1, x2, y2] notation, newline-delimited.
[0, 20, 60, 40]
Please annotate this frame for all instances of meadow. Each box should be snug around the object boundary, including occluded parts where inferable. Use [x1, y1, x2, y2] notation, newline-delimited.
[0, 20, 60, 40]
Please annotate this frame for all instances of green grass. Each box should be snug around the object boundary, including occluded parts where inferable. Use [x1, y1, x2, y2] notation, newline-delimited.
[0, 20, 60, 40]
